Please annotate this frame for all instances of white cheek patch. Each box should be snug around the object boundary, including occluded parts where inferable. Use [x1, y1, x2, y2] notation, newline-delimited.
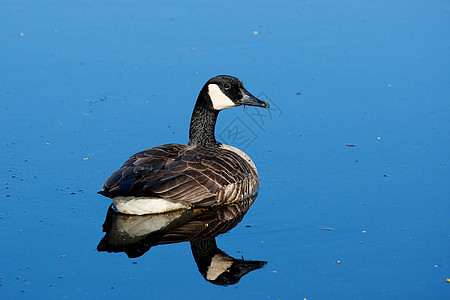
[208, 84, 236, 110]
[206, 254, 234, 281]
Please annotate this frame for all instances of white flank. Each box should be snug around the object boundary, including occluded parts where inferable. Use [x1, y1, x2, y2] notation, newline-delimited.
[208, 84, 236, 110]
[115, 210, 186, 237]
[112, 196, 191, 215]
[206, 254, 234, 281]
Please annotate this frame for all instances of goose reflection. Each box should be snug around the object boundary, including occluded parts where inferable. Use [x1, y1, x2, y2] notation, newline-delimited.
[97, 193, 266, 285]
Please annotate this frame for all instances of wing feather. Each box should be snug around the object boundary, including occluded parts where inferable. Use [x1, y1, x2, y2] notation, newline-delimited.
[99, 143, 258, 206]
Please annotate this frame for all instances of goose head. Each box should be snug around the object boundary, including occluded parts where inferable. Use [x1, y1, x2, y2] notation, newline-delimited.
[189, 75, 270, 147]
[204, 75, 270, 111]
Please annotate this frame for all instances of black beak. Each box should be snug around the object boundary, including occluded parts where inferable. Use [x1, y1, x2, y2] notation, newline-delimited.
[239, 87, 270, 108]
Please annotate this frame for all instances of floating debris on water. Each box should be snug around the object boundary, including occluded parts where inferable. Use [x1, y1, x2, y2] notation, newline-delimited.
[319, 226, 335, 231]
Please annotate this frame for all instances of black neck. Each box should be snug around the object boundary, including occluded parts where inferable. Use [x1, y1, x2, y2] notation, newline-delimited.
[188, 89, 220, 148]
[190, 238, 222, 276]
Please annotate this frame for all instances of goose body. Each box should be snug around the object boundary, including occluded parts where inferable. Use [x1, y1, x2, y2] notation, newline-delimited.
[99, 75, 269, 215]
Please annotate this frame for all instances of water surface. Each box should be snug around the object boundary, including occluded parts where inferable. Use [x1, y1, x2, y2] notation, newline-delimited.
[1, 0, 449, 299]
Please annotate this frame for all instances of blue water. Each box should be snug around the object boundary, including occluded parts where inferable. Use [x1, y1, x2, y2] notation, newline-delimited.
[1, 0, 449, 299]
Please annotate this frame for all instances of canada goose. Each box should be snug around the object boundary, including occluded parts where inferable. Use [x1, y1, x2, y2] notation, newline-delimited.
[97, 194, 266, 286]
[99, 75, 269, 215]
[97, 193, 258, 257]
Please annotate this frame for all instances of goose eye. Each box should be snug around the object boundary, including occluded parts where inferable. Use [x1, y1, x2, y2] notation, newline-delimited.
[223, 83, 231, 90]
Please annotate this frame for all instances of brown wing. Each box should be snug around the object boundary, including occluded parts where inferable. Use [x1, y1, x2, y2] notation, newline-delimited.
[99, 143, 259, 206]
